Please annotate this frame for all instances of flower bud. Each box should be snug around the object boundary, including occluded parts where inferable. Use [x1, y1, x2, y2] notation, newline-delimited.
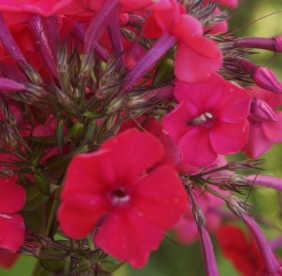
[234, 57, 282, 93]
[234, 36, 282, 52]
[253, 67, 282, 94]
[227, 159, 266, 171]
[250, 97, 277, 122]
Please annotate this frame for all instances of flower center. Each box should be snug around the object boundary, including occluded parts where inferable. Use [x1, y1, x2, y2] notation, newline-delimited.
[188, 112, 215, 128]
[111, 187, 130, 205]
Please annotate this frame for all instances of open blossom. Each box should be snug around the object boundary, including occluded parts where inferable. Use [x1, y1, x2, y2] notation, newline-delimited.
[58, 129, 188, 267]
[0, 173, 26, 253]
[142, 0, 222, 83]
[162, 74, 252, 166]
[216, 224, 265, 275]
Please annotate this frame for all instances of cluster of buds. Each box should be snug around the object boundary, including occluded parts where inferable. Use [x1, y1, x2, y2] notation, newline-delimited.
[0, 0, 282, 275]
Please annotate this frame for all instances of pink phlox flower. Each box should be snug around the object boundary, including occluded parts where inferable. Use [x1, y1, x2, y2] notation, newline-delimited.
[58, 129, 188, 267]
[162, 74, 251, 166]
[143, 0, 223, 82]
[0, 171, 26, 253]
[243, 87, 282, 158]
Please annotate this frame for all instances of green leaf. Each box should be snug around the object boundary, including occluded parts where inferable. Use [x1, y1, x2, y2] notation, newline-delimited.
[21, 183, 49, 213]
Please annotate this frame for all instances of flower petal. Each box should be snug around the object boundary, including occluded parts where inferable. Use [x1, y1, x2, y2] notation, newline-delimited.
[131, 165, 187, 229]
[178, 126, 217, 166]
[61, 150, 116, 199]
[58, 193, 111, 239]
[100, 129, 164, 185]
[210, 121, 249, 154]
[0, 213, 25, 253]
[243, 122, 273, 158]
[0, 180, 25, 213]
[95, 207, 164, 268]
[262, 111, 282, 142]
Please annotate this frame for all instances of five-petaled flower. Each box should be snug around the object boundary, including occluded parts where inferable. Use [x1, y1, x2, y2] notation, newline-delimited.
[58, 129, 188, 267]
[162, 74, 252, 166]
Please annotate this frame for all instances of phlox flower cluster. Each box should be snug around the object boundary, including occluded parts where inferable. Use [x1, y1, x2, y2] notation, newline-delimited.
[0, 0, 281, 275]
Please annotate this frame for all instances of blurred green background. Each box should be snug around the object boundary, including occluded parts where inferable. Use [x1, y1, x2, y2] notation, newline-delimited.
[1, 0, 282, 275]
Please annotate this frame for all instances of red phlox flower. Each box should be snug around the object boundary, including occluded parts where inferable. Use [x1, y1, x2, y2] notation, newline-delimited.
[216, 224, 265, 276]
[142, 0, 223, 82]
[243, 87, 282, 158]
[119, 116, 198, 173]
[0, 171, 26, 253]
[162, 74, 251, 166]
[58, 129, 188, 267]
[0, 250, 20, 268]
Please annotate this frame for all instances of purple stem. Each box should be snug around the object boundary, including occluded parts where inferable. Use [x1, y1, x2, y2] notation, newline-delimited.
[0, 63, 28, 83]
[0, 12, 26, 64]
[42, 15, 59, 61]
[234, 36, 282, 52]
[72, 22, 109, 62]
[28, 15, 58, 79]
[199, 226, 219, 276]
[246, 175, 282, 191]
[120, 33, 177, 94]
[107, 15, 124, 70]
[84, 0, 121, 54]
[0, 78, 26, 91]
[243, 214, 280, 274]
[269, 235, 282, 250]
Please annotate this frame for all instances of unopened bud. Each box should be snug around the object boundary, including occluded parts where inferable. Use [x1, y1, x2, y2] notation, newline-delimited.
[65, 123, 84, 139]
[19, 63, 43, 86]
[235, 36, 282, 52]
[250, 97, 277, 122]
[49, 83, 70, 105]
[227, 159, 266, 171]
[234, 58, 282, 93]
[192, 205, 206, 229]
[24, 83, 48, 97]
[226, 195, 252, 220]
[253, 67, 282, 94]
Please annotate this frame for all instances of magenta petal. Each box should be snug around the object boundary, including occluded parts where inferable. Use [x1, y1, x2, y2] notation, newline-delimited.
[174, 218, 199, 244]
[216, 82, 251, 122]
[0, 213, 25, 253]
[262, 112, 282, 142]
[178, 126, 217, 166]
[0, 180, 25, 213]
[58, 193, 111, 239]
[174, 75, 224, 111]
[61, 150, 116, 198]
[100, 129, 164, 185]
[162, 101, 200, 142]
[95, 207, 164, 268]
[131, 165, 187, 229]
[243, 123, 273, 158]
[210, 120, 249, 154]
[175, 41, 222, 83]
